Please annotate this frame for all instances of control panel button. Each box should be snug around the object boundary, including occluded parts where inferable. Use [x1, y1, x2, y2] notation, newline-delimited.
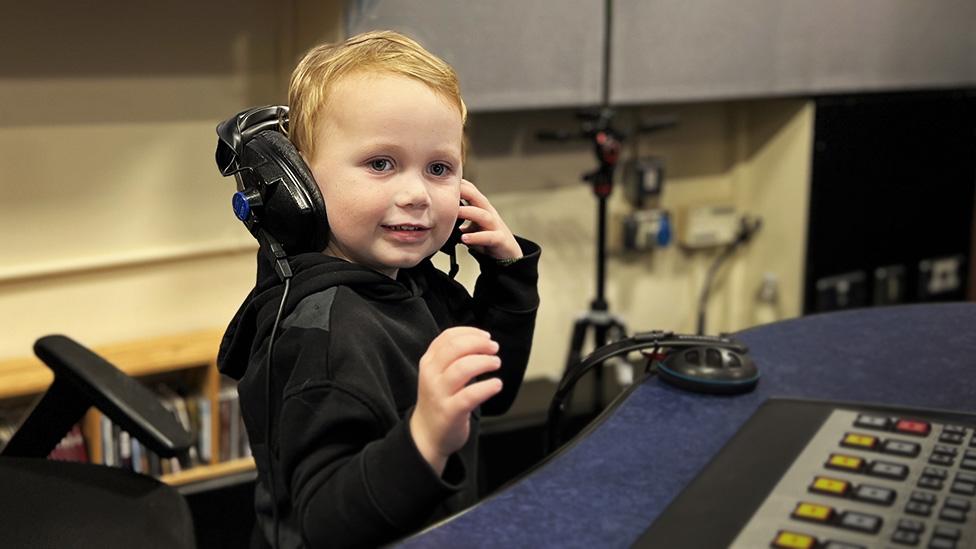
[911, 491, 937, 504]
[905, 501, 933, 516]
[944, 425, 968, 435]
[792, 502, 834, 523]
[897, 518, 925, 533]
[939, 432, 965, 445]
[890, 529, 919, 546]
[855, 414, 891, 430]
[826, 454, 865, 473]
[917, 475, 944, 491]
[809, 476, 851, 497]
[928, 536, 957, 549]
[938, 507, 966, 523]
[842, 432, 879, 450]
[955, 471, 976, 483]
[896, 419, 931, 437]
[924, 467, 948, 479]
[949, 481, 976, 496]
[837, 511, 882, 533]
[883, 439, 922, 457]
[867, 460, 909, 480]
[852, 484, 896, 505]
[944, 497, 970, 511]
[932, 525, 961, 540]
[929, 454, 955, 467]
[771, 530, 816, 549]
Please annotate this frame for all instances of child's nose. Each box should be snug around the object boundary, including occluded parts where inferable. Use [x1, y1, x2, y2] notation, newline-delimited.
[394, 173, 431, 208]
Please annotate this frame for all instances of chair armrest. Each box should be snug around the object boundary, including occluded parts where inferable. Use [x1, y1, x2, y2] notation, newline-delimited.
[2, 335, 194, 458]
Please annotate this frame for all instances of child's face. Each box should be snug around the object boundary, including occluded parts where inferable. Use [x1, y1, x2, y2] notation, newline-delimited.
[305, 72, 463, 278]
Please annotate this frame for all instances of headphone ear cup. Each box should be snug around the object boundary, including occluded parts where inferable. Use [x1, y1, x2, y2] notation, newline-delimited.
[242, 130, 329, 255]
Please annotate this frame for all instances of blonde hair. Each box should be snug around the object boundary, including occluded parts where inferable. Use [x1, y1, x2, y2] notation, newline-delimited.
[288, 30, 468, 159]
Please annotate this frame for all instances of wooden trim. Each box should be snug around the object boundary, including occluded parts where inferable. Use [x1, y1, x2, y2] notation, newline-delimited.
[0, 240, 255, 285]
[160, 456, 255, 486]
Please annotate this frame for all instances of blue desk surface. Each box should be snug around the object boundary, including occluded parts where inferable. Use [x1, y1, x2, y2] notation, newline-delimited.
[399, 303, 976, 548]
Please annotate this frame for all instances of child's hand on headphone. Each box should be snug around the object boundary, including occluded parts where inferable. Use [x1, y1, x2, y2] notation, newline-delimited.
[457, 179, 522, 261]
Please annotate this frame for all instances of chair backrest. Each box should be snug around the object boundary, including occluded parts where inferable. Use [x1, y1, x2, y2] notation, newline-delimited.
[0, 335, 196, 548]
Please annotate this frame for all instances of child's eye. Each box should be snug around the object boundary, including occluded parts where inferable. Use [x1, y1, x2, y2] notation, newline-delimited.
[367, 158, 393, 172]
[428, 162, 452, 177]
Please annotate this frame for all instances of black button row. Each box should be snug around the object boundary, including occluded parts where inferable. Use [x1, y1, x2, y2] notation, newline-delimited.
[917, 469, 976, 496]
[900, 491, 968, 547]
[892, 525, 962, 548]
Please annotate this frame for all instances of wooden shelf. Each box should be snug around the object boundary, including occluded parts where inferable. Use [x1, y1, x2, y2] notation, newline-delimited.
[160, 457, 255, 486]
[0, 329, 224, 399]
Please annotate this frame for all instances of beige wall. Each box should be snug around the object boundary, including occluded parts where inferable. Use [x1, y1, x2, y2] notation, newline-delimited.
[1, 4, 812, 385]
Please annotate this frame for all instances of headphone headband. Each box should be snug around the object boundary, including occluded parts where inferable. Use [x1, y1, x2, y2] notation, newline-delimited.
[216, 105, 290, 177]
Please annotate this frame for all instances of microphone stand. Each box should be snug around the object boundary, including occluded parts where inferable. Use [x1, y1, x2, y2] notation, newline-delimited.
[539, 0, 626, 413]
[538, 0, 675, 412]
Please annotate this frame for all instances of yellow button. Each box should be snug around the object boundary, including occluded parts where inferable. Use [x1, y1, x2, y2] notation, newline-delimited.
[772, 530, 816, 549]
[826, 453, 864, 471]
[810, 476, 850, 496]
[792, 501, 834, 522]
[842, 432, 878, 449]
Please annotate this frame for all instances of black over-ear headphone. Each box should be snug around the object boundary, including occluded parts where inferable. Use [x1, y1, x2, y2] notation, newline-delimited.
[216, 105, 329, 268]
[216, 105, 464, 279]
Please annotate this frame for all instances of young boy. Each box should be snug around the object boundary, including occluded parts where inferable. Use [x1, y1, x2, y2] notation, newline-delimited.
[217, 31, 540, 548]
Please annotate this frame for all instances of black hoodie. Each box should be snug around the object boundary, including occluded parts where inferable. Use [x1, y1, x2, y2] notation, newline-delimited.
[218, 237, 540, 548]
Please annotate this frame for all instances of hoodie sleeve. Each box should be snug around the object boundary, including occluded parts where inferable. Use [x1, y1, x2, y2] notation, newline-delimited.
[278, 383, 465, 548]
[467, 236, 541, 415]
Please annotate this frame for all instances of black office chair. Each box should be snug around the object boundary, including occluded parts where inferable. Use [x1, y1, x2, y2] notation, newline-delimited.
[0, 335, 196, 548]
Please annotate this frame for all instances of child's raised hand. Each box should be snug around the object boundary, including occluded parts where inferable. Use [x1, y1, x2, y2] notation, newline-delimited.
[458, 179, 523, 260]
[410, 326, 502, 474]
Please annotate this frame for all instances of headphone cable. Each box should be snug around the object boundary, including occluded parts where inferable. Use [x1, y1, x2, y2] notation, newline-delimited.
[266, 276, 290, 549]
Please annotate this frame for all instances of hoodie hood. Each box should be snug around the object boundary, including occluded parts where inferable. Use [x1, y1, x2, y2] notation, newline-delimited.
[217, 251, 423, 379]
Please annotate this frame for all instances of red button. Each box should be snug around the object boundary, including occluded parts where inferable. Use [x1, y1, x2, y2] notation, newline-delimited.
[896, 419, 931, 436]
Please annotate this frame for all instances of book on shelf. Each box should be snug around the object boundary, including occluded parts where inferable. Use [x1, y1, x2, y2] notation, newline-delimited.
[218, 377, 249, 462]
[48, 424, 90, 463]
[0, 405, 89, 463]
[95, 384, 216, 476]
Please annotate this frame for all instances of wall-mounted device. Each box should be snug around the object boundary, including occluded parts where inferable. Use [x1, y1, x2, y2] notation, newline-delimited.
[918, 254, 965, 300]
[678, 204, 740, 249]
[815, 271, 867, 312]
[623, 209, 671, 251]
[623, 156, 665, 208]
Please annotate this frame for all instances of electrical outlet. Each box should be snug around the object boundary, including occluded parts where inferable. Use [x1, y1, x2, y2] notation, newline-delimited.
[623, 209, 670, 251]
[918, 255, 965, 299]
[873, 265, 905, 306]
[815, 271, 867, 312]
